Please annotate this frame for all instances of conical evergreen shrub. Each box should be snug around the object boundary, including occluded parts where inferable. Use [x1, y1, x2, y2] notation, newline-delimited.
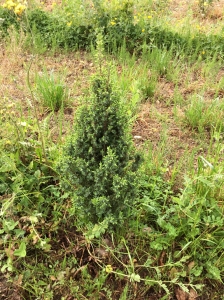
[59, 76, 141, 226]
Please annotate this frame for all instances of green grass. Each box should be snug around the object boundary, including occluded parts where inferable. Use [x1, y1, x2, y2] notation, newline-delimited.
[35, 70, 69, 112]
[183, 94, 224, 134]
[0, 0, 224, 299]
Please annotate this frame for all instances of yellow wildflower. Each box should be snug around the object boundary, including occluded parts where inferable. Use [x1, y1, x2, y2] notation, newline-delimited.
[105, 265, 113, 273]
[67, 21, 72, 27]
[4, 0, 16, 9]
[7, 103, 15, 108]
[110, 21, 116, 26]
[2, 0, 27, 14]
[148, 15, 152, 19]
[142, 29, 145, 33]
[14, 3, 26, 15]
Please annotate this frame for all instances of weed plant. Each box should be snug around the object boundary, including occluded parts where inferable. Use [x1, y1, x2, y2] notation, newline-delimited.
[0, 0, 27, 32]
[184, 95, 224, 134]
[125, 155, 224, 295]
[35, 70, 68, 112]
[0, 99, 64, 276]
[25, 8, 94, 50]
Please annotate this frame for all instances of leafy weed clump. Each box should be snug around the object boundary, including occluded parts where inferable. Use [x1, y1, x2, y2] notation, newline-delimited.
[184, 95, 224, 134]
[59, 76, 141, 228]
[35, 70, 68, 112]
[0, 5, 21, 36]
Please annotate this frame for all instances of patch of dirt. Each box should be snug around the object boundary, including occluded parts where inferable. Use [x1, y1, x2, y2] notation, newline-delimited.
[0, 275, 22, 300]
[169, 0, 223, 33]
[133, 100, 206, 186]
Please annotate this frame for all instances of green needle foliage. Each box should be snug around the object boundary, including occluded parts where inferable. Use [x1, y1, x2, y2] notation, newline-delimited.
[59, 76, 141, 227]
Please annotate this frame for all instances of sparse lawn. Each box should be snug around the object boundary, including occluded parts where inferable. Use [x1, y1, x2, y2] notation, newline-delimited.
[0, 0, 223, 299]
